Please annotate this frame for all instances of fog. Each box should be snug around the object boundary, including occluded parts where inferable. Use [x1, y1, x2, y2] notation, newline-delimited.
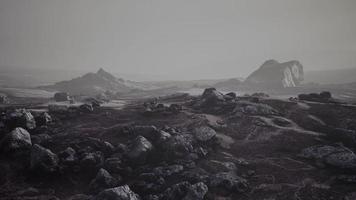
[1, 0, 356, 80]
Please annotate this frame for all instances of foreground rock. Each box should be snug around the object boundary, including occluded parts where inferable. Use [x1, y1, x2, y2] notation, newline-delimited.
[4, 109, 36, 130]
[194, 126, 217, 142]
[30, 144, 59, 173]
[93, 185, 140, 200]
[126, 136, 153, 164]
[300, 145, 356, 170]
[89, 168, 118, 194]
[0, 127, 32, 154]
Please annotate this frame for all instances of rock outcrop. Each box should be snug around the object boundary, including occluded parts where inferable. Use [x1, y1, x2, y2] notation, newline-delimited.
[245, 59, 304, 88]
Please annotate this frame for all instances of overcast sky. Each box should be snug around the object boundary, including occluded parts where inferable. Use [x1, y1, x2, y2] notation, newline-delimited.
[0, 0, 356, 80]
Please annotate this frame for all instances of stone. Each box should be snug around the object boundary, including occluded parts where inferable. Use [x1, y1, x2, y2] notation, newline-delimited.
[79, 104, 94, 113]
[0, 127, 32, 153]
[54, 92, 70, 102]
[93, 185, 140, 200]
[5, 109, 36, 130]
[126, 136, 153, 164]
[153, 165, 184, 177]
[89, 168, 118, 194]
[194, 126, 217, 142]
[183, 182, 208, 200]
[209, 172, 249, 193]
[35, 112, 52, 126]
[30, 144, 59, 173]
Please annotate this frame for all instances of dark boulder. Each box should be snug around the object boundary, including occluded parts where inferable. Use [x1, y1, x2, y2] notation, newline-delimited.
[80, 151, 104, 171]
[300, 145, 356, 170]
[30, 144, 59, 173]
[194, 126, 216, 142]
[126, 136, 153, 165]
[59, 147, 77, 165]
[201, 88, 225, 106]
[89, 168, 118, 194]
[209, 172, 249, 193]
[93, 185, 140, 200]
[54, 92, 70, 102]
[5, 109, 36, 130]
[35, 112, 52, 126]
[0, 127, 32, 154]
[162, 134, 194, 158]
[79, 104, 94, 113]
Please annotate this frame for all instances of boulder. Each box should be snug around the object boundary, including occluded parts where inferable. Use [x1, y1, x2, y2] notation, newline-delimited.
[209, 172, 249, 193]
[48, 104, 68, 113]
[59, 147, 77, 165]
[161, 181, 208, 200]
[54, 92, 70, 102]
[30, 144, 59, 173]
[153, 165, 184, 177]
[298, 91, 333, 102]
[35, 112, 52, 126]
[0, 127, 32, 153]
[5, 109, 36, 130]
[79, 104, 94, 113]
[104, 157, 124, 174]
[0, 94, 9, 104]
[300, 145, 356, 170]
[31, 134, 52, 146]
[93, 185, 140, 200]
[126, 136, 153, 164]
[162, 134, 194, 158]
[80, 151, 104, 170]
[67, 194, 92, 200]
[183, 182, 208, 200]
[201, 88, 225, 107]
[194, 126, 216, 142]
[89, 168, 118, 194]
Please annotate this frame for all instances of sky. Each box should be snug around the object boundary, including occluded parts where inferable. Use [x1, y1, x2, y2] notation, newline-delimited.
[0, 0, 356, 80]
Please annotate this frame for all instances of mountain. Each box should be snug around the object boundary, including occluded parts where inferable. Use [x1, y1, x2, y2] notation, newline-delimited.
[244, 59, 304, 88]
[40, 68, 140, 95]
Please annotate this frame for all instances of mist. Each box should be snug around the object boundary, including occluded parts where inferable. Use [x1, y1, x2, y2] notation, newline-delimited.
[1, 0, 356, 80]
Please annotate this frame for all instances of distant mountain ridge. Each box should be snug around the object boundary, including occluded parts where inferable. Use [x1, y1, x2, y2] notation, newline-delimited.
[39, 68, 141, 95]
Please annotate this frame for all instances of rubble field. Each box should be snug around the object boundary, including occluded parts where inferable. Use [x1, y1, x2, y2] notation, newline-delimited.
[0, 88, 356, 200]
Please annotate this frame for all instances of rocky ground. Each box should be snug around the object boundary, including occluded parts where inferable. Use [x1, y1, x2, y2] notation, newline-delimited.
[0, 88, 356, 200]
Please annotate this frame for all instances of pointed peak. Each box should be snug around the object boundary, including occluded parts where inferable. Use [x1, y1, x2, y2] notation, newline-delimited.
[97, 68, 107, 74]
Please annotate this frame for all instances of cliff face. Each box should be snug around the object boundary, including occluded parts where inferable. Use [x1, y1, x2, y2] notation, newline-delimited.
[245, 60, 304, 88]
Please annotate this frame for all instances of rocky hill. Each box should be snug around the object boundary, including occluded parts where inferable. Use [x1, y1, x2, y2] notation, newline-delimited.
[40, 68, 141, 95]
[245, 59, 304, 88]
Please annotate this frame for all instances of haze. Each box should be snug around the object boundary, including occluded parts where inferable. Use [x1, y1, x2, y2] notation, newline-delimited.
[1, 0, 356, 80]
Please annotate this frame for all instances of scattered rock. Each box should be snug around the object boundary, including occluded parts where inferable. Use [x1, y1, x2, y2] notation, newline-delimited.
[93, 185, 140, 200]
[35, 112, 52, 126]
[30, 144, 59, 173]
[298, 91, 333, 102]
[194, 126, 217, 142]
[54, 92, 70, 102]
[59, 147, 77, 165]
[209, 172, 249, 193]
[79, 104, 94, 113]
[5, 109, 36, 130]
[89, 168, 118, 194]
[0, 127, 32, 154]
[126, 136, 153, 164]
[300, 145, 356, 170]
[153, 165, 184, 177]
